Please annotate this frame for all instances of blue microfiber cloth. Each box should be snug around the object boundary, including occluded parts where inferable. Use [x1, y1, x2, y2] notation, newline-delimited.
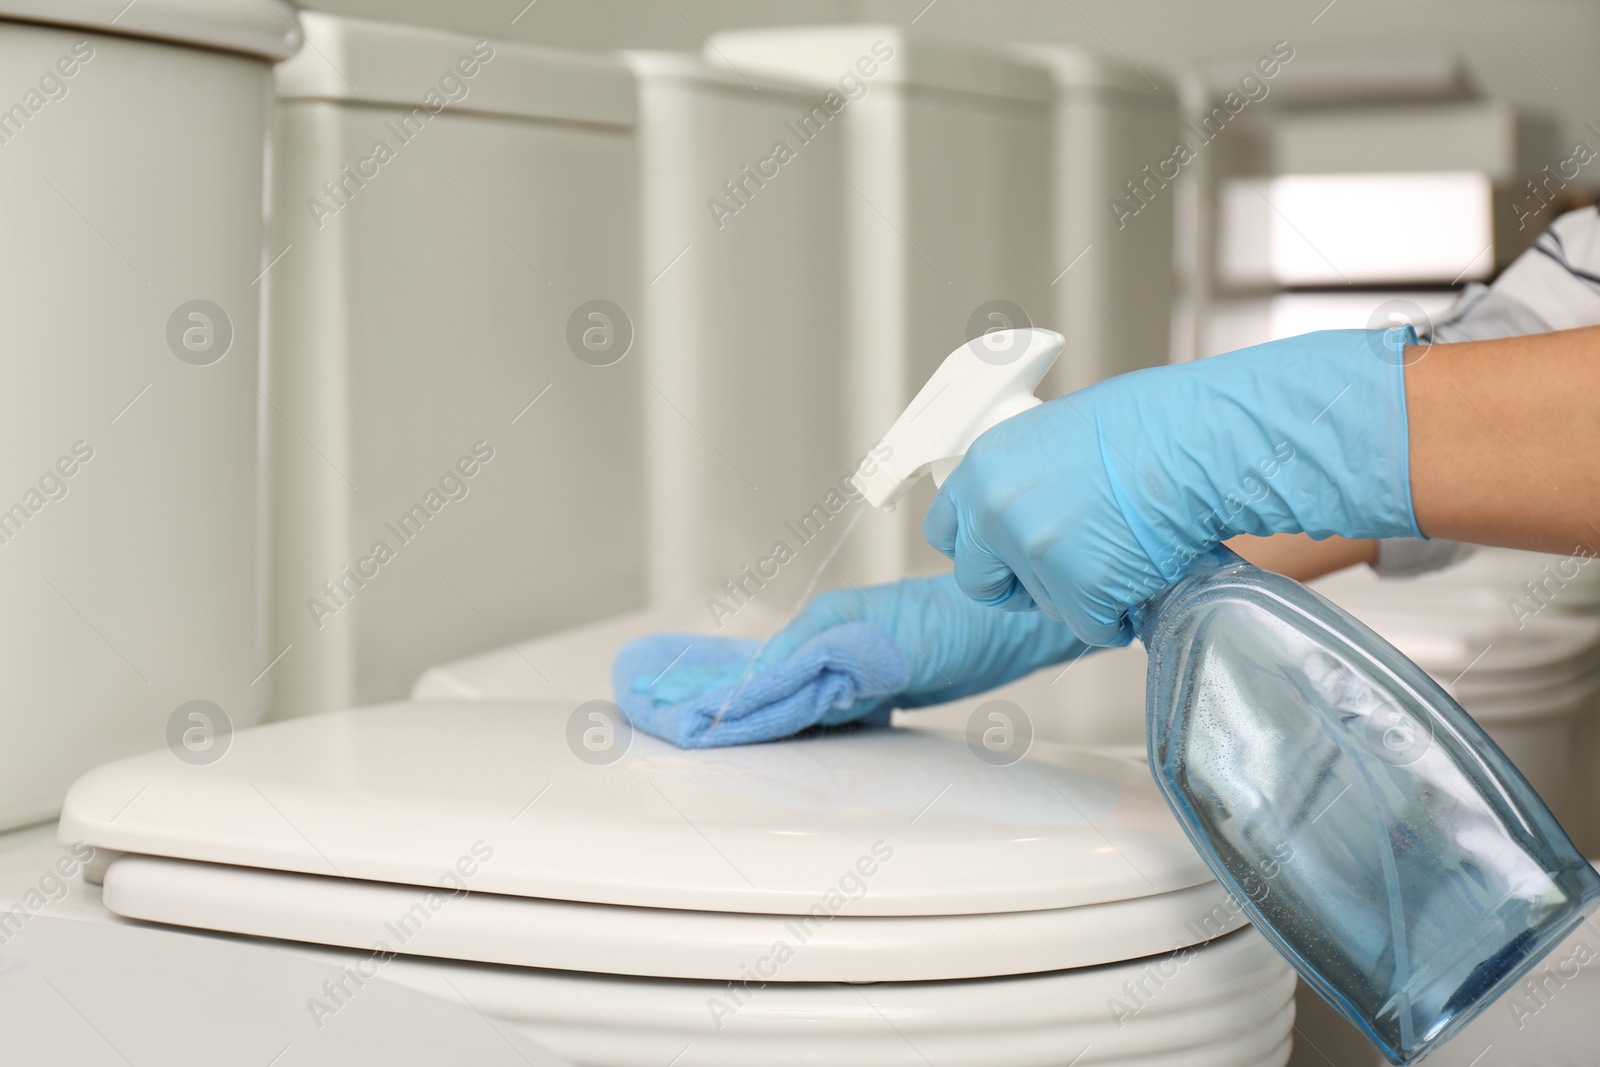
[611, 622, 912, 748]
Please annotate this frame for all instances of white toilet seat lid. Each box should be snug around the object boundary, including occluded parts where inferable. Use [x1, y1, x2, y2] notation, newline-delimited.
[61, 701, 1215, 917]
[101, 852, 1244, 981]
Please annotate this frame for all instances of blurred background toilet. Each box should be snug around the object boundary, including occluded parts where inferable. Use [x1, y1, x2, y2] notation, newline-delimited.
[0, 0, 297, 832]
[623, 51, 851, 614]
[706, 27, 1054, 583]
[1017, 44, 1179, 394]
[267, 13, 644, 721]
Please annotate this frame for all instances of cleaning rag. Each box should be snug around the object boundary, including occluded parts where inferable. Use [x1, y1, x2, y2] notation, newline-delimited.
[611, 622, 911, 748]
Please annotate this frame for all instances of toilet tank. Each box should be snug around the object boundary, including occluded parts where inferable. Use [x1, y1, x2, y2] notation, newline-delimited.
[268, 14, 643, 719]
[0, 1, 296, 830]
[622, 52, 849, 617]
[1016, 45, 1179, 394]
[706, 27, 1054, 583]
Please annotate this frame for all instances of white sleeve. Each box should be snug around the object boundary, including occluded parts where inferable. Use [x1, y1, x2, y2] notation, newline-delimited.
[1430, 206, 1600, 343]
[1375, 208, 1600, 578]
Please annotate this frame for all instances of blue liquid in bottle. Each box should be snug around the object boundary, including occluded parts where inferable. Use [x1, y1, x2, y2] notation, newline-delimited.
[1133, 546, 1600, 1064]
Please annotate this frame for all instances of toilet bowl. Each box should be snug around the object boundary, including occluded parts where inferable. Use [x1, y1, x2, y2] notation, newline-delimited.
[0, 0, 296, 833]
[0, 910, 570, 1066]
[59, 699, 1294, 1066]
[362, 920, 1289, 1067]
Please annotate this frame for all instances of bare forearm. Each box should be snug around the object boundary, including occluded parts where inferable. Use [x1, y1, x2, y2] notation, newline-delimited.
[1238, 327, 1600, 573]
[1406, 326, 1600, 553]
[1229, 533, 1376, 581]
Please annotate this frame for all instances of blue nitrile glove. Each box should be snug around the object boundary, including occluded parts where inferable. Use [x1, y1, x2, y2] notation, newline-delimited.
[925, 328, 1424, 647]
[621, 574, 1090, 746]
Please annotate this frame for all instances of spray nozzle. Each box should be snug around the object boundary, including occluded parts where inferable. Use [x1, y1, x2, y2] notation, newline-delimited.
[851, 327, 1065, 509]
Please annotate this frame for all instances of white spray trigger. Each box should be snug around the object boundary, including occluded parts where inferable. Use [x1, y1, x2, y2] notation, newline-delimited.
[851, 327, 1064, 510]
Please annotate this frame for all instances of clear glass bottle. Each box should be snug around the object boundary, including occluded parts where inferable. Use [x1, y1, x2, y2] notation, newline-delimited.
[1133, 546, 1600, 1064]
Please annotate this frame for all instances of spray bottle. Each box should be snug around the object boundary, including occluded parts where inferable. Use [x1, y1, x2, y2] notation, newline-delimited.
[853, 327, 1600, 1064]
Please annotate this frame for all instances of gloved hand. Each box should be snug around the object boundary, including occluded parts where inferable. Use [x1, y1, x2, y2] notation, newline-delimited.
[638, 573, 1091, 729]
[925, 328, 1425, 647]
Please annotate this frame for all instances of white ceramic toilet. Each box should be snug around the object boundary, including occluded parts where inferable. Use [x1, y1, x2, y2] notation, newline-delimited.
[60, 697, 1295, 1066]
[0, 9, 569, 1061]
[266, 14, 645, 721]
[0, 0, 296, 833]
[624, 51, 857, 610]
[0, 903, 568, 1066]
[1016, 45, 1180, 394]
